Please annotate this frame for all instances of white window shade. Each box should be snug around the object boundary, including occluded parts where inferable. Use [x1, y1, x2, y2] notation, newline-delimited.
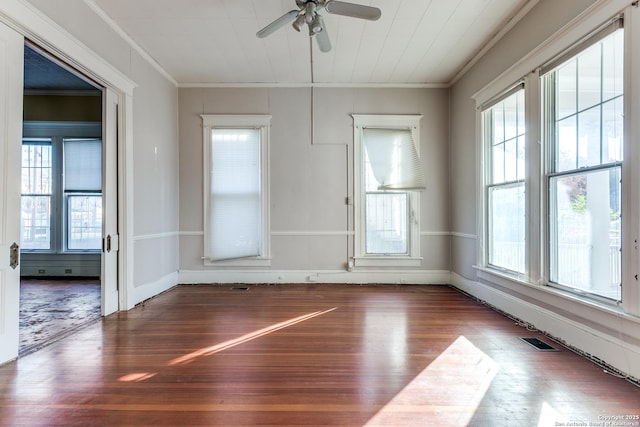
[209, 128, 261, 261]
[64, 139, 102, 191]
[363, 128, 426, 190]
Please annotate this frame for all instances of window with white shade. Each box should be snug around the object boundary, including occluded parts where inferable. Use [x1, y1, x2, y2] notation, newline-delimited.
[202, 115, 271, 266]
[353, 114, 424, 267]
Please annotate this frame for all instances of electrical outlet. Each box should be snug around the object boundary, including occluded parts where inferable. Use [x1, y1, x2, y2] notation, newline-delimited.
[65, 269, 72, 274]
[38, 269, 46, 274]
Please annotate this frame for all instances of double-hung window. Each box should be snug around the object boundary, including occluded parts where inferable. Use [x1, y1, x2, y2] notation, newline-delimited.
[483, 87, 526, 274]
[201, 115, 271, 266]
[352, 115, 425, 267]
[542, 21, 623, 301]
[20, 124, 103, 253]
[21, 139, 53, 250]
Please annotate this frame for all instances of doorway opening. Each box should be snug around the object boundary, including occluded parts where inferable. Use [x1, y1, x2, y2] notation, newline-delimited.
[19, 43, 104, 355]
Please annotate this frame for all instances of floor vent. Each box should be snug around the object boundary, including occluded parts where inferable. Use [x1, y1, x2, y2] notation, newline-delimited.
[520, 337, 559, 351]
[230, 286, 250, 291]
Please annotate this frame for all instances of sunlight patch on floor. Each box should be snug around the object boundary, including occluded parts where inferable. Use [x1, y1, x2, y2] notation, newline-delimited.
[365, 335, 499, 426]
[168, 307, 338, 366]
[537, 401, 568, 427]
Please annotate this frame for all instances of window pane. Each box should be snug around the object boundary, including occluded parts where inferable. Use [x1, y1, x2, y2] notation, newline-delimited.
[492, 105, 504, 144]
[602, 30, 624, 102]
[517, 135, 525, 181]
[492, 143, 504, 183]
[556, 115, 577, 172]
[64, 139, 102, 191]
[504, 94, 518, 141]
[577, 43, 602, 111]
[22, 143, 52, 194]
[557, 59, 577, 120]
[210, 128, 261, 260]
[550, 168, 621, 300]
[504, 138, 518, 182]
[21, 195, 51, 250]
[602, 97, 623, 163]
[67, 195, 102, 250]
[365, 193, 407, 254]
[488, 183, 525, 273]
[577, 106, 601, 168]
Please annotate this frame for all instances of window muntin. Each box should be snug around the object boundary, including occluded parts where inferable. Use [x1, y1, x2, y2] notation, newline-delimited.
[484, 89, 526, 274]
[545, 28, 623, 301]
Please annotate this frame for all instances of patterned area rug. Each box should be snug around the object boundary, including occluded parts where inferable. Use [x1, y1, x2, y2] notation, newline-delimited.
[19, 279, 101, 355]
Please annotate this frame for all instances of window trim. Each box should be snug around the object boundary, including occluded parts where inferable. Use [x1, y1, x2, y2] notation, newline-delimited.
[21, 121, 102, 253]
[352, 114, 423, 268]
[474, 5, 631, 308]
[481, 85, 527, 277]
[201, 114, 271, 267]
[540, 27, 624, 301]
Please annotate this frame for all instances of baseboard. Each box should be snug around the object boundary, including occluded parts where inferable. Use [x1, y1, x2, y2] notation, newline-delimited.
[178, 269, 451, 286]
[450, 272, 640, 382]
[132, 271, 179, 307]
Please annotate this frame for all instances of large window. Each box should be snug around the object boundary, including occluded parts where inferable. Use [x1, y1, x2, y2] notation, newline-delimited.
[483, 88, 526, 274]
[20, 124, 102, 253]
[201, 115, 271, 266]
[477, 15, 625, 304]
[353, 115, 424, 267]
[21, 139, 53, 250]
[543, 24, 623, 301]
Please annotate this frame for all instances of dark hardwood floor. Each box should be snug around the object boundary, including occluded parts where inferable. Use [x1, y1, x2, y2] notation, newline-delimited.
[1, 284, 639, 426]
[19, 278, 101, 354]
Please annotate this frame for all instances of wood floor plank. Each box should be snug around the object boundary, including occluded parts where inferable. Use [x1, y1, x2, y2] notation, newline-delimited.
[0, 284, 639, 426]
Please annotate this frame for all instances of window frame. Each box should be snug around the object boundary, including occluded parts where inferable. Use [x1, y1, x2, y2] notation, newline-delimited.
[474, 12, 628, 307]
[541, 25, 624, 302]
[352, 114, 423, 268]
[21, 122, 102, 254]
[482, 85, 527, 276]
[201, 114, 271, 267]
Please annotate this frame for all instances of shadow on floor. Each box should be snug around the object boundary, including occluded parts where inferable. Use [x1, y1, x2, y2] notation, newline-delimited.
[19, 278, 101, 355]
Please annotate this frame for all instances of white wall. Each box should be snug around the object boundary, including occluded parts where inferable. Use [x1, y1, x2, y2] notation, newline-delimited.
[19, 0, 180, 304]
[178, 87, 451, 284]
[450, 0, 640, 381]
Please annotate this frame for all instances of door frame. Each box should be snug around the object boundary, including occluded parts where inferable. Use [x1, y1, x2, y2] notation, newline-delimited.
[0, 0, 136, 313]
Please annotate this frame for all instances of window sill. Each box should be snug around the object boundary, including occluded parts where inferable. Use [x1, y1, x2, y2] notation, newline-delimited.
[203, 257, 272, 267]
[474, 265, 627, 316]
[354, 256, 422, 268]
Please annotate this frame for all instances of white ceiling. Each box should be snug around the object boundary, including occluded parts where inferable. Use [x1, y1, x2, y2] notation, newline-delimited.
[89, 0, 536, 87]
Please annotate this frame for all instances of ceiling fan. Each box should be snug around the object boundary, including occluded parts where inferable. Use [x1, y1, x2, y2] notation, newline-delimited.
[256, 0, 381, 52]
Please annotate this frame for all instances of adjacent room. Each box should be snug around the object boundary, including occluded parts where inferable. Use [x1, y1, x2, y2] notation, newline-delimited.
[0, 0, 639, 425]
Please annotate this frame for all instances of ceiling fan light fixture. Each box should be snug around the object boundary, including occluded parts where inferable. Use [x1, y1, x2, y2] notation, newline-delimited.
[309, 14, 323, 34]
[292, 14, 306, 32]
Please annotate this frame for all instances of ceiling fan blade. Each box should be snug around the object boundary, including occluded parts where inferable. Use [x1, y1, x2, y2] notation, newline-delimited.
[256, 10, 299, 38]
[325, 1, 381, 21]
[315, 19, 332, 52]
